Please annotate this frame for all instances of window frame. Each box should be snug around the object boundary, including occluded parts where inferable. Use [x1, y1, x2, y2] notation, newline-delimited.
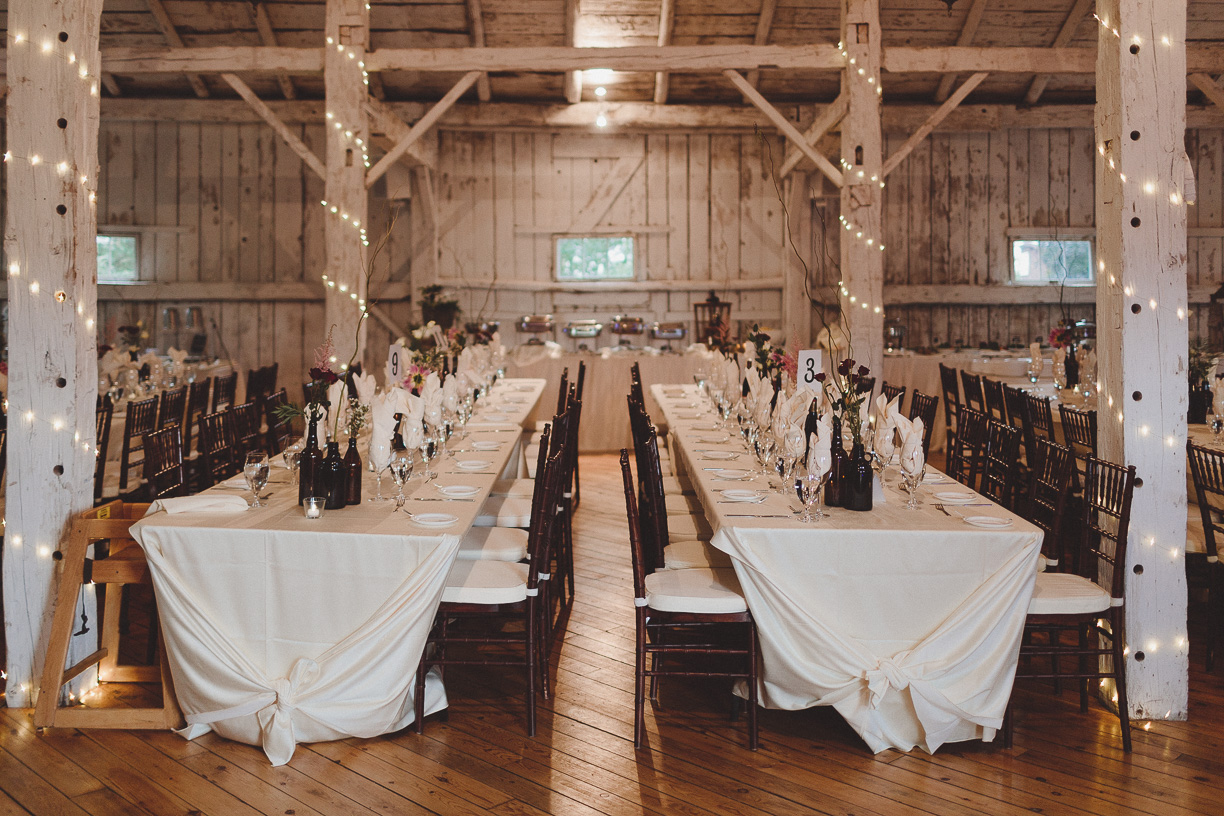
[96, 230, 143, 284]
[553, 233, 639, 283]
[1006, 229, 1096, 288]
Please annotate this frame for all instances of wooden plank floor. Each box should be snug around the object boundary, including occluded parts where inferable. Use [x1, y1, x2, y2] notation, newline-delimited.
[3, 452, 1223, 815]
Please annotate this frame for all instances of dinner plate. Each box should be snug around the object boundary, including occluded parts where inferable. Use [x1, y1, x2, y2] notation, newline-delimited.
[963, 515, 1013, 528]
[457, 460, 492, 471]
[923, 473, 952, 485]
[675, 412, 705, 419]
[221, 475, 248, 489]
[721, 489, 763, 502]
[690, 422, 721, 431]
[411, 512, 459, 528]
[502, 398, 527, 404]
[701, 451, 738, 461]
[472, 440, 501, 451]
[934, 491, 976, 505]
[436, 484, 481, 498]
[515, 385, 535, 392]
[712, 468, 752, 480]
[695, 434, 730, 443]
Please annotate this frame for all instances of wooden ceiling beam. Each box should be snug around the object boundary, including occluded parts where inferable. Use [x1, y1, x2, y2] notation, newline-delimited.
[145, 0, 209, 97]
[1023, 0, 1093, 105]
[367, 44, 845, 72]
[653, 0, 675, 104]
[222, 73, 324, 178]
[564, 0, 581, 103]
[366, 71, 480, 187]
[364, 96, 436, 168]
[723, 69, 843, 188]
[1189, 73, 1224, 112]
[779, 94, 847, 179]
[744, 0, 777, 90]
[883, 71, 987, 177]
[464, 0, 492, 102]
[250, 1, 297, 100]
[933, 0, 988, 102]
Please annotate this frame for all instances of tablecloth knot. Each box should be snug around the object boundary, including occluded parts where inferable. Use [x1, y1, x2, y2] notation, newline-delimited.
[257, 658, 320, 766]
[865, 658, 911, 709]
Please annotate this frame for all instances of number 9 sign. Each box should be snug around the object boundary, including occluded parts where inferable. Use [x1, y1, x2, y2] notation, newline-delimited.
[797, 349, 823, 387]
[387, 343, 406, 382]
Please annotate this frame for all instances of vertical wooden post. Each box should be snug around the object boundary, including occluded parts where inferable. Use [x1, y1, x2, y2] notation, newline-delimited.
[324, 0, 369, 364]
[1095, 0, 1189, 719]
[4, 0, 103, 708]
[839, 0, 884, 378]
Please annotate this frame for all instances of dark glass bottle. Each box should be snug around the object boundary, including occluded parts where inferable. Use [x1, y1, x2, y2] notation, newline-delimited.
[842, 441, 874, 511]
[322, 441, 347, 509]
[298, 413, 322, 505]
[825, 413, 847, 508]
[802, 397, 820, 461]
[1065, 345, 1080, 388]
[344, 436, 362, 505]
[391, 414, 407, 456]
[770, 374, 781, 412]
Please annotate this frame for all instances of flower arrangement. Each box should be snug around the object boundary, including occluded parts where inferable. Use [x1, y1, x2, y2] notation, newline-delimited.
[419, 284, 461, 328]
[116, 321, 148, 352]
[822, 358, 873, 442]
[745, 324, 796, 382]
[345, 397, 370, 438]
[1048, 324, 1075, 349]
[1190, 339, 1215, 386]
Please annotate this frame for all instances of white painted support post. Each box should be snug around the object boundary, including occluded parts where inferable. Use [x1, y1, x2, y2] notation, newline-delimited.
[839, 0, 884, 380]
[1094, 0, 1189, 720]
[4, 0, 104, 708]
[324, 0, 369, 364]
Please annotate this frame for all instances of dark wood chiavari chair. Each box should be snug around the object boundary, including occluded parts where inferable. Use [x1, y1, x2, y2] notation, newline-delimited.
[1059, 405, 1097, 460]
[414, 449, 565, 737]
[117, 395, 160, 497]
[959, 370, 985, 413]
[230, 401, 263, 459]
[620, 449, 759, 750]
[881, 382, 906, 413]
[1187, 442, 1224, 671]
[94, 396, 114, 505]
[1003, 384, 1034, 455]
[1008, 457, 1136, 752]
[1026, 392, 1056, 442]
[143, 424, 186, 500]
[572, 360, 586, 509]
[945, 406, 989, 491]
[198, 409, 240, 488]
[211, 370, 238, 413]
[156, 386, 187, 430]
[262, 388, 294, 455]
[939, 363, 961, 449]
[980, 420, 1022, 512]
[907, 390, 939, 459]
[982, 377, 1007, 424]
[183, 379, 211, 456]
[1022, 439, 1076, 573]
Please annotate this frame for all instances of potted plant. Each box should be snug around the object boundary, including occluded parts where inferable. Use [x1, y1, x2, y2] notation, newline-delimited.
[418, 285, 461, 329]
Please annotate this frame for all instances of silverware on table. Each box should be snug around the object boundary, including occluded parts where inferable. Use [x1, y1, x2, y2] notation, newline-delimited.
[725, 513, 793, 518]
[410, 497, 475, 503]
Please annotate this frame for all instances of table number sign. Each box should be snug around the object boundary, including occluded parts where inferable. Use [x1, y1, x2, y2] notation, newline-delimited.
[797, 349, 823, 387]
[387, 343, 406, 384]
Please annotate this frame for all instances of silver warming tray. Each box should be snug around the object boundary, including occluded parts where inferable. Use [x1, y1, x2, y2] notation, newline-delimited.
[650, 322, 687, 341]
[610, 315, 646, 336]
[562, 319, 604, 339]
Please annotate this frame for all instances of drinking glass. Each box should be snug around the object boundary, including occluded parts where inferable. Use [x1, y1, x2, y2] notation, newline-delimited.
[1027, 357, 1044, 384]
[368, 439, 392, 501]
[282, 449, 301, 486]
[419, 435, 439, 481]
[796, 467, 829, 523]
[758, 434, 777, 479]
[244, 452, 270, 507]
[1212, 415, 1223, 436]
[902, 463, 926, 510]
[388, 449, 413, 509]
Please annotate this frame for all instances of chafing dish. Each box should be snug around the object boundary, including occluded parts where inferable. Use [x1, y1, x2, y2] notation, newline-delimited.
[516, 314, 555, 344]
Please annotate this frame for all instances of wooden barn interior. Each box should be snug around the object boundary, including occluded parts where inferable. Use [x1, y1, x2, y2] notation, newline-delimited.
[3, 0, 1224, 813]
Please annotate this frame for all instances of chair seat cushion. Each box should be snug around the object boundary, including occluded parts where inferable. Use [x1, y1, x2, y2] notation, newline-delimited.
[491, 478, 536, 498]
[666, 513, 712, 539]
[474, 496, 534, 528]
[662, 539, 733, 571]
[457, 526, 529, 562]
[443, 560, 530, 605]
[1028, 572, 1118, 615]
[644, 568, 747, 614]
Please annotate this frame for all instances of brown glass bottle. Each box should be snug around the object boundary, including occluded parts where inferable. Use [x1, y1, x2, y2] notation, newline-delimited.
[825, 413, 847, 508]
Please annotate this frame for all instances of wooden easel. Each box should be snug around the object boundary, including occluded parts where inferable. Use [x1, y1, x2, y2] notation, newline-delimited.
[34, 501, 183, 730]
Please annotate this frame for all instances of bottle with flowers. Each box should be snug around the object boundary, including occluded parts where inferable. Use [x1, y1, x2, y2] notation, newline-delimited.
[822, 357, 875, 511]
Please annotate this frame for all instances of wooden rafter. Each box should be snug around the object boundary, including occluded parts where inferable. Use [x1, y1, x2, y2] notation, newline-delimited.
[101, 73, 123, 97]
[145, 0, 209, 97]
[934, 0, 988, 102]
[250, 1, 297, 100]
[465, 0, 492, 102]
[745, 0, 778, 90]
[364, 96, 436, 169]
[221, 73, 325, 178]
[723, 69, 843, 188]
[1190, 73, 1224, 111]
[1024, 0, 1093, 105]
[564, 0, 582, 103]
[882, 72, 987, 177]
[366, 71, 481, 187]
[779, 94, 847, 179]
[653, 0, 676, 104]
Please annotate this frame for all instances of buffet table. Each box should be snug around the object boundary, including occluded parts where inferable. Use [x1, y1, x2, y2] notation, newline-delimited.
[652, 384, 1043, 753]
[130, 378, 545, 765]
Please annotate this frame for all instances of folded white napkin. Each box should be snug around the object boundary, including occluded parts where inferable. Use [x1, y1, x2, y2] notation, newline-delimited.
[1213, 377, 1224, 417]
[352, 372, 377, 406]
[370, 391, 399, 448]
[148, 494, 249, 514]
[168, 347, 189, 366]
[1028, 341, 1041, 362]
[753, 394, 772, 431]
[1053, 347, 1066, 368]
[783, 425, 805, 458]
[807, 415, 833, 477]
[875, 393, 899, 430]
[873, 411, 896, 464]
[403, 419, 424, 450]
[394, 387, 423, 426]
[723, 358, 740, 396]
[442, 376, 460, 413]
[894, 414, 926, 477]
[1080, 348, 1097, 383]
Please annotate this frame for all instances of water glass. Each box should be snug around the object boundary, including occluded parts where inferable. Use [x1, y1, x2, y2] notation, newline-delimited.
[902, 464, 926, 511]
[388, 449, 413, 508]
[1212, 415, 1223, 436]
[244, 452, 270, 507]
[419, 436, 439, 481]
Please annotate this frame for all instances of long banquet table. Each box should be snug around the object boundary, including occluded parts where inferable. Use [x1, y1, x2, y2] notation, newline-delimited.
[130, 378, 546, 765]
[651, 383, 1043, 753]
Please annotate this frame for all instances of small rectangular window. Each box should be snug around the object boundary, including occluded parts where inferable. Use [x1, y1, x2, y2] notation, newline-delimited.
[97, 234, 139, 283]
[555, 235, 635, 281]
[1009, 238, 1093, 286]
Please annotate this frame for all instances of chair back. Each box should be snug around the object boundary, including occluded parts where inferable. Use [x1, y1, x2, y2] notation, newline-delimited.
[157, 386, 187, 430]
[94, 396, 114, 504]
[907, 390, 938, 458]
[212, 371, 238, 412]
[1026, 392, 1055, 441]
[1059, 405, 1098, 460]
[938, 363, 961, 439]
[980, 420, 1022, 511]
[694, 300, 732, 344]
[1188, 443, 1224, 563]
[231, 401, 263, 458]
[629, 362, 644, 404]
[183, 379, 211, 455]
[143, 424, 186, 499]
[199, 409, 239, 486]
[1002, 384, 1035, 459]
[576, 359, 587, 400]
[1081, 457, 1137, 601]
[525, 449, 566, 595]
[1024, 439, 1075, 567]
[555, 367, 570, 415]
[119, 395, 161, 493]
[982, 377, 1007, 423]
[263, 388, 293, 454]
[620, 449, 651, 606]
[881, 382, 905, 413]
[960, 370, 985, 413]
[627, 398, 668, 574]
[946, 406, 989, 490]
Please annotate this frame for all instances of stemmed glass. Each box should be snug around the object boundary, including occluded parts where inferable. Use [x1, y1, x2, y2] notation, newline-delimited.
[1027, 356, 1044, 384]
[902, 462, 927, 511]
[757, 433, 777, 480]
[796, 458, 831, 523]
[1212, 414, 1224, 436]
[419, 434, 439, 481]
[368, 438, 392, 501]
[244, 452, 270, 507]
[388, 448, 413, 509]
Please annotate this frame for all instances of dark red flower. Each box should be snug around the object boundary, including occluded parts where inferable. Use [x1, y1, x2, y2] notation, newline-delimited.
[815, 372, 826, 383]
[309, 367, 339, 385]
[837, 359, 852, 376]
[857, 365, 870, 377]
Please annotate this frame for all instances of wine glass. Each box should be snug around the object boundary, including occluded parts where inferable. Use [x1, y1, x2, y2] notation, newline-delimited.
[282, 449, 301, 486]
[419, 435, 439, 481]
[902, 462, 926, 510]
[1027, 356, 1044, 384]
[388, 448, 413, 509]
[368, 439, 392, 501]
[1212, 414, 1224, 436]
[796, 464, 830, 523]
[244, 452, 270, 507]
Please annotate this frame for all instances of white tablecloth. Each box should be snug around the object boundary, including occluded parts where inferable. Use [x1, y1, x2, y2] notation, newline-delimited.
[131, 378, 545, 765]
[652, 384, 1043, 753]
[506, 348, 705, 452]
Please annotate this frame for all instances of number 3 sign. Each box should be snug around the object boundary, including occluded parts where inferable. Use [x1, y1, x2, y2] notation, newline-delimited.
[797, 349, 823, 387]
